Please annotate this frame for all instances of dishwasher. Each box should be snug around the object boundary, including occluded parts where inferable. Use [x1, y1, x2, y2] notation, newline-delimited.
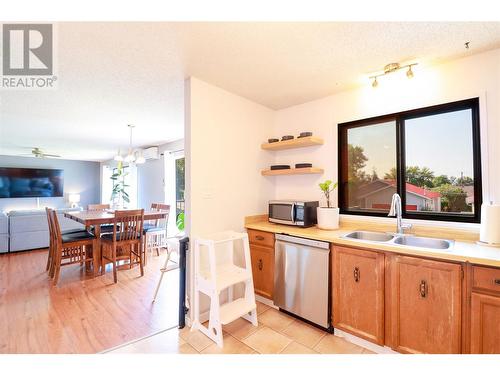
[274, 234, 331, 330]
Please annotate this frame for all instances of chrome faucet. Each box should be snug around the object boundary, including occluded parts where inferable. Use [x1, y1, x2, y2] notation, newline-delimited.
[388, 193, 412, 235]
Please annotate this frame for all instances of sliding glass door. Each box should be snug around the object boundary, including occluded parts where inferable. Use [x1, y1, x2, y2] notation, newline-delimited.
[164, 150, 185, 235]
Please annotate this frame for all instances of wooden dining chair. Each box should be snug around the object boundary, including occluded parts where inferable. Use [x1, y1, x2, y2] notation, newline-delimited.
[51, 210, 96, 285]
[143, 203, 170, 262]
[87, 203, 115, 234]
[101, 209, 145, 283]
[45, 207, 55, 275]
[88, 203, 110, 211]
[45, 207, 93, 278]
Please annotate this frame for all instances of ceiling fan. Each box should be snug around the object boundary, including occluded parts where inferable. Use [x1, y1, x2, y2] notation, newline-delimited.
[18, 147, 61, 158]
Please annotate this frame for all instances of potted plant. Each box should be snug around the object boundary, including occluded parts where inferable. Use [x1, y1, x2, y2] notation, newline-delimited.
[176, 211, 185, 232]
[110, 161, 130, 209]
[317, 179, 339, 230]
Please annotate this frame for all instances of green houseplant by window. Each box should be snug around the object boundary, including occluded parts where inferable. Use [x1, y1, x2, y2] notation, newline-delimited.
[317, 179, 339, 230]
[176, 211, 185, 232]
[110, 161, 130, 209]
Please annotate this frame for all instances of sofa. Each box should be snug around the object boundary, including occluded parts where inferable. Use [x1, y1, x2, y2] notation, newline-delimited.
[0, 213, 8, 253]
[6, 208, 85, 252]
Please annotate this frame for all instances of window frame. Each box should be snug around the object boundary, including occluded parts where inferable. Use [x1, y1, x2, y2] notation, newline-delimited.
[338, 98, 482, 223]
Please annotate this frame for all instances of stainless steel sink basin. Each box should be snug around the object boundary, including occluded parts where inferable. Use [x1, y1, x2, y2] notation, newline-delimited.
[393, 236, 453, 250]
[342, 230, 454, 251]
[343, 231, 394, 242]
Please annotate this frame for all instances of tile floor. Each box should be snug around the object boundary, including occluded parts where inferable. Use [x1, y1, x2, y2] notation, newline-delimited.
[107, 301, 374, 354]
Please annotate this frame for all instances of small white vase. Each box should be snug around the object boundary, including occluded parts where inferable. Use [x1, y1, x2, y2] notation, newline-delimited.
[317, 207, 340, 230]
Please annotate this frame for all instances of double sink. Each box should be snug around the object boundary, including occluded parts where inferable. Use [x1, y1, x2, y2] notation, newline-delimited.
[342, 230, 454, 250]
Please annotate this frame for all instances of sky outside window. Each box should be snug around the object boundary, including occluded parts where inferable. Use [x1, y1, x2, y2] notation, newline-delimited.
[347, 121, 396, 178]
[405, 109, 474, 178]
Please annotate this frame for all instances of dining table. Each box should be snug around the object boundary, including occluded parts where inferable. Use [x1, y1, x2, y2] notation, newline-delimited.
[64, 209, 170, 276]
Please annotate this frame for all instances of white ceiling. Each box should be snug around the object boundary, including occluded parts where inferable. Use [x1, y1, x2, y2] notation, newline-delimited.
[1, 22, 500, 161]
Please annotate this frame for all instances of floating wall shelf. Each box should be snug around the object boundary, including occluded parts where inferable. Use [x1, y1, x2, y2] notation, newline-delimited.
[261, 167, 324, 176]
[261, 136, 324, 151]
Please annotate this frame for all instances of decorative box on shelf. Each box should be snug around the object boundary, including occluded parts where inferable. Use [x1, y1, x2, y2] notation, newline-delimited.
[261, 167, 324, 176]
[261, 136, 324, 151]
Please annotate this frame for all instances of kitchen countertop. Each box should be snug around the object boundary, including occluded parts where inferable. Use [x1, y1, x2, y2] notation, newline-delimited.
[245, 218, 500, 268]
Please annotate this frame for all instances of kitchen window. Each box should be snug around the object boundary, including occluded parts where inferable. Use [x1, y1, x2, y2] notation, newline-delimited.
[338, 98, 482, 223]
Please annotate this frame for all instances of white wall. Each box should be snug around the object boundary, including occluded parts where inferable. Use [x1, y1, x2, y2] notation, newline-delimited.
[136, 139, 184, 210]
[273, 48, 500, 207]
[137, 159, 164, 209]
[184, 77, 276, 321]
[184, 49, 500, 233]
[185, 77, 275, 238]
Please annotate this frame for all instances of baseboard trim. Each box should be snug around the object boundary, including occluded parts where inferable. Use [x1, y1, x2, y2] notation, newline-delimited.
[334, 328, 398, 354]
[254, 294, 276, 308]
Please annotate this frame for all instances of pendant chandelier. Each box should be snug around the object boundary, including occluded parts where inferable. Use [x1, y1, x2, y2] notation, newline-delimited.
[114, 124, 145, 164]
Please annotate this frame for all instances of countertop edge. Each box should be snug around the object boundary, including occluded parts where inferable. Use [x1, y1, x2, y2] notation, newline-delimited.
[245, 221, 500, 268]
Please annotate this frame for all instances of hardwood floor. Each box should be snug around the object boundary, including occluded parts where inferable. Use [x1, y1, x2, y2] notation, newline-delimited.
[0, 248, 179, 354]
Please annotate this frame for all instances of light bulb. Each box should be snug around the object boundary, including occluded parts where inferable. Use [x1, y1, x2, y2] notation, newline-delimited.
[372, 77, 378, 88]
[406, 66, 414, 79]
[134, 150, 145, 164]
[113, 149, 123, 161]
[124, 153, 135, 163]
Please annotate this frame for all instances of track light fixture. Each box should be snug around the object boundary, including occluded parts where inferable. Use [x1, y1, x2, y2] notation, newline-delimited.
[369, 62, 418, 88]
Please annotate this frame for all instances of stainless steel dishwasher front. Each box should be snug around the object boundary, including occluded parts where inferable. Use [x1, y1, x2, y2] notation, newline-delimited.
[273, 234, 330, 329]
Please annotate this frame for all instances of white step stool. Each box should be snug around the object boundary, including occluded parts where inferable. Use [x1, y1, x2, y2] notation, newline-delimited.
[152, 234, 182, 302]
[191, 231, 258, 347]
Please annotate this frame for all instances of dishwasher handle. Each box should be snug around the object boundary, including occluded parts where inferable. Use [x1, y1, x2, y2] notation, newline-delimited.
[275, 233, 330, 250]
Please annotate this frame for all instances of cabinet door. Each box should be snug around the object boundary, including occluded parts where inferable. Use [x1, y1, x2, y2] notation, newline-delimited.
[390, 255, 462, 353]
[333, 246, 385, 345]
[470, 292, 500, 354]
[250, 244, 274, 299]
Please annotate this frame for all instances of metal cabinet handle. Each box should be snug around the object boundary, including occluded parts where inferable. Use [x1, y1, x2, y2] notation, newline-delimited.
[495, 279, 500, 285]
[258, 259, 263, 271]
[420, 280, 428, 298]
[255, 235, 265, 241]
[353, 267, 360, 283]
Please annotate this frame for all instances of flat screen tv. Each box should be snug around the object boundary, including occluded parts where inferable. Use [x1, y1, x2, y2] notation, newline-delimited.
[0, 167, 64, 198]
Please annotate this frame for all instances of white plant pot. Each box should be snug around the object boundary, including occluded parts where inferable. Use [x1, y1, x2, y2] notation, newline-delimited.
[317, 207, 340, 230]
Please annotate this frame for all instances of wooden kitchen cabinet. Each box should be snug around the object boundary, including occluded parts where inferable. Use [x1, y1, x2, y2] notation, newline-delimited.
[249, 244, 274, 299]
[332, 246, 385, 345]
[389, 255, 462, 354]
[470, 265, 500, 354]
[470, 293, 500, 353]
[247, 230, 275, 299]
[244, 225, 500, 354]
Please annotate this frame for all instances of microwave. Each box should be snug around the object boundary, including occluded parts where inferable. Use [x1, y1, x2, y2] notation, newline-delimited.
[268, 200, 319, 227]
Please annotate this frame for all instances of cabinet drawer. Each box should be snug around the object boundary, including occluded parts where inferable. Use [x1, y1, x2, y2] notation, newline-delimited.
[247, 229, 275, 248]
[472, 266, 500, 294]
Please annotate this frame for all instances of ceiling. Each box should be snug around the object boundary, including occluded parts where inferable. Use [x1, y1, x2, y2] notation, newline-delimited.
[1, 22, 500, 161]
